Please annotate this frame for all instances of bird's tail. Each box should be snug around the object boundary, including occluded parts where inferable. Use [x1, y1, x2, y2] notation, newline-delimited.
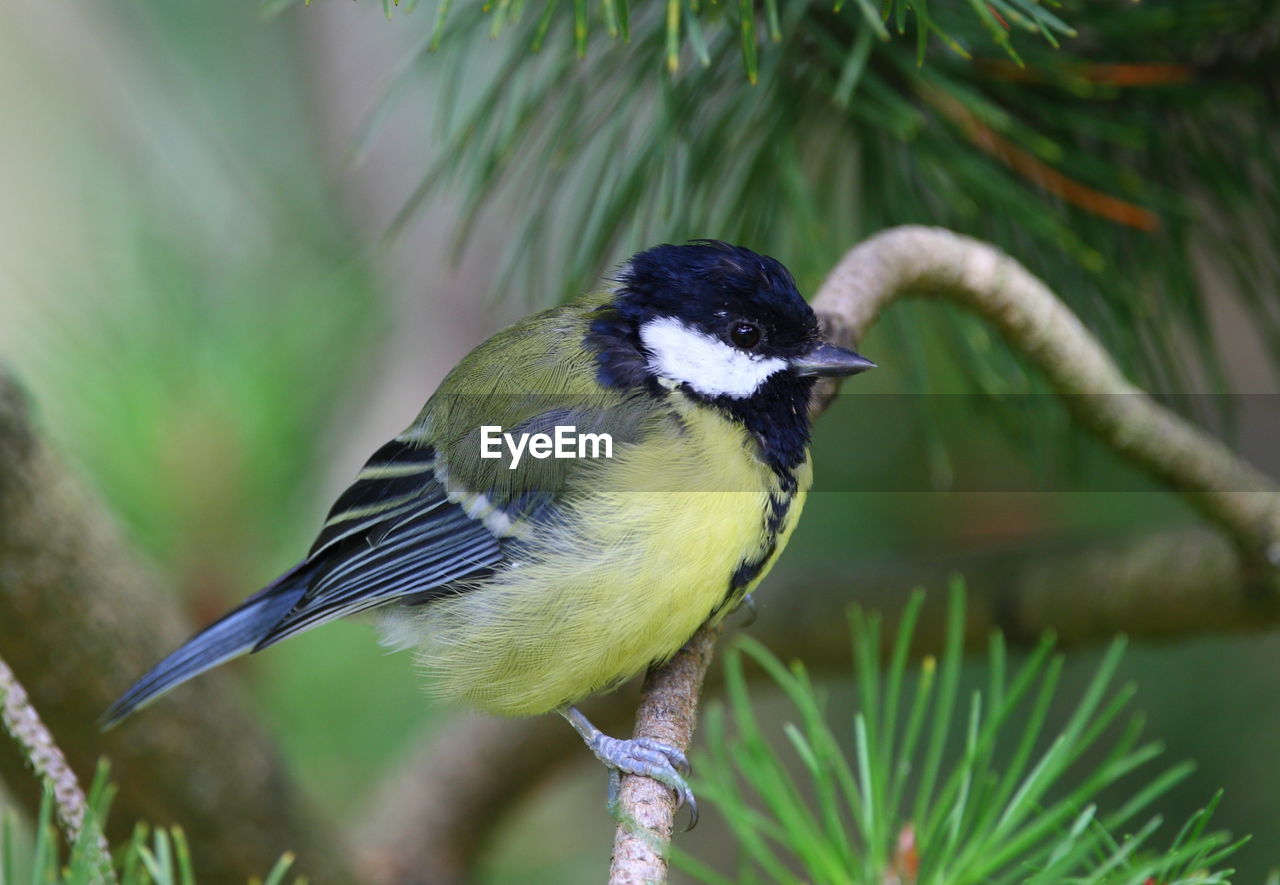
[100, 563, 312, 728]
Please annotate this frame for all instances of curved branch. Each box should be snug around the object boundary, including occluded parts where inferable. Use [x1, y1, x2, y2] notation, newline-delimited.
[0, 369, 353, 883]
[811, 226, 1280, 571]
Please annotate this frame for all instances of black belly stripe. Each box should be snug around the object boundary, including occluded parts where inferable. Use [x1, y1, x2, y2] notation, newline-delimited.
[712, 482, 796, 617]
[728, 541, 776, 594]
[765, 489, 791, 535]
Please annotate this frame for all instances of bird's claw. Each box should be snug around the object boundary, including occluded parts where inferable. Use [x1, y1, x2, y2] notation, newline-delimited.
[590, 733, 699, 829]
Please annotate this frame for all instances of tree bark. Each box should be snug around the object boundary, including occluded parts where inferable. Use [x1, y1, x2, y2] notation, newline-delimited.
[0, 370, 353, 883]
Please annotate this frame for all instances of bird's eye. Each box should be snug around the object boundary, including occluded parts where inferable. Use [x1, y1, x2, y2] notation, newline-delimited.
[729, 321, 762, 350]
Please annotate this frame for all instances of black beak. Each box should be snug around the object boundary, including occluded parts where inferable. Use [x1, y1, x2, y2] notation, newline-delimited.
[790, 342, 877, 377]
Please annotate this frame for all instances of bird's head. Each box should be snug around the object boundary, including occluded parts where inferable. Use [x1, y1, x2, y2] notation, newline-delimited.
[592, 240, 874, 399]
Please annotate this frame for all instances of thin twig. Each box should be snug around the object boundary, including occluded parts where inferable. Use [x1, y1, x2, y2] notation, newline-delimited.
[0, 654, 115, 882]
[602, 226, 1280, 885]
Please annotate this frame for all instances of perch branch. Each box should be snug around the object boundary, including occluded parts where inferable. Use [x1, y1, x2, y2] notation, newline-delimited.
[603, 226, 1280, 884]
[607, 624, 720, 885]
[0, 369, 354, 884]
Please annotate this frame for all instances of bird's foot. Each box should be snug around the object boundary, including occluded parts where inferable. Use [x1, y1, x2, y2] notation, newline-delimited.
[560, 707, 698, 829]
[592, 733, 695, 821]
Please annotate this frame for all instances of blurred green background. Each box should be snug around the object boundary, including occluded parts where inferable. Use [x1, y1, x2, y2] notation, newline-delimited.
[1, 0, 1277, 881]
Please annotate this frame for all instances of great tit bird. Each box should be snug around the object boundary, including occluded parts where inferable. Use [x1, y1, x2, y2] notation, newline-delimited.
[104, 241, 874, 816]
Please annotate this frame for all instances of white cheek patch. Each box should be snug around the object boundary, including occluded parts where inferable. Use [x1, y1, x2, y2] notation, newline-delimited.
[639, 317, 788, 398]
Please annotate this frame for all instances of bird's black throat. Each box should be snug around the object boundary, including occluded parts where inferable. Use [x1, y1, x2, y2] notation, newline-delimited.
[704, 371, 816, 477]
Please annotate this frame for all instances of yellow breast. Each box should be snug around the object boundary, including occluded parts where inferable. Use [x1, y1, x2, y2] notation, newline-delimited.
[396, 396, 812, 717]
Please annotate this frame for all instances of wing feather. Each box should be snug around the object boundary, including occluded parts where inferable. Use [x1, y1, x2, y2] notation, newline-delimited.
[254, 396, 648, 649]
[307, 439, 441, 558]
[253, 439, 505, 649]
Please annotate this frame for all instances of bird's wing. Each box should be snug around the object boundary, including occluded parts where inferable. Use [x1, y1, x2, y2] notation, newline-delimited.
[256, 296, 658, 649]
[252, 437, 509, 649]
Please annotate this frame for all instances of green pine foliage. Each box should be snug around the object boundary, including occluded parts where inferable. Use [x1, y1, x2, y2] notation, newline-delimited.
[675, 585, 1248, 884]
[314, 0, 1278, 397]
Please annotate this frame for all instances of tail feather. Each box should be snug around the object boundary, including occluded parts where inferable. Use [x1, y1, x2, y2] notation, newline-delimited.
[101, 564, 311, 728]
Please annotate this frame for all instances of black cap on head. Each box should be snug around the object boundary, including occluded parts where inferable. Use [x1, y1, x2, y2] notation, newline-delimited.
[613, 240, 821, 359]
